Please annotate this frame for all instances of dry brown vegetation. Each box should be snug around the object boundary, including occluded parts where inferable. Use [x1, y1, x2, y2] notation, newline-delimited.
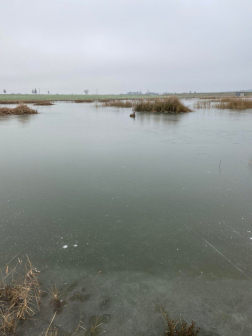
[98, 99, 111, 103]
[195, 97, 252, 110]
[0, 101, 20, 105]
[194, 100, 212, 109]
[0, 104, 37, 116]
[0, 100, 53, 105]
[215, 98, 252, 109]
[74, 100, 94, 103]
[101, 100, 134, 108]
[133, 97, 192, 113]
[0, 256, 40, 335]
[33, 101, 54, 106]
[161, 310, 200, 336]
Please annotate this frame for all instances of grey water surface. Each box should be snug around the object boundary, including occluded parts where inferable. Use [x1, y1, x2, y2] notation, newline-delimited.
[0, 101, 252, 335]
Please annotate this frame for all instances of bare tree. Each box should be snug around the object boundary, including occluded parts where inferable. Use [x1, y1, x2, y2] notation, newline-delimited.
[84, 90, 89, 95]
[3, 89, 6, 94]
[48, 91, 50, 94]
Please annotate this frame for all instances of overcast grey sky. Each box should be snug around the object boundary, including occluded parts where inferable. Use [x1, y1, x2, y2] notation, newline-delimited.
[1, 0, 251, 94]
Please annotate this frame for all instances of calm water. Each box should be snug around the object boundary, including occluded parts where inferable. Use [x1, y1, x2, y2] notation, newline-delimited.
[0, 101, 252, 335]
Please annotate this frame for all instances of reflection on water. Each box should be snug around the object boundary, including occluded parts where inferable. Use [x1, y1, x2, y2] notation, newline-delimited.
[1, 102, 252, 336]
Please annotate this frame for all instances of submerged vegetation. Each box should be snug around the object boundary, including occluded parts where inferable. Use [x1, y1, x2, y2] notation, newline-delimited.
[0, 104, 37, 116]
[133, 97, 192, 113]
[0, 257, 203, 336]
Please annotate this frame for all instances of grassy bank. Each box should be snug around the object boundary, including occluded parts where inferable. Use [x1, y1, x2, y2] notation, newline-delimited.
[0, 91, 249, 103]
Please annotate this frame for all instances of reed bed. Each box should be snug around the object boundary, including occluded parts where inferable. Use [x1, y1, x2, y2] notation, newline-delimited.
[133, 97, 192, 113]
[0, 101, 20, 105]
[0, 104, 37, 116]
[33, 101, 54, 106]
[98, 99, 111, 103]
[0, 257, 40, 335]
[101, 100, 135, 108]
[74, 99, 94, 103]
[194, 100, 212, 109]
[215, 98, 252, 109]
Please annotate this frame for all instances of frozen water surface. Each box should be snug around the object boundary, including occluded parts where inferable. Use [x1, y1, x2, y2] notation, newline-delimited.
[0, 101, 252, 335]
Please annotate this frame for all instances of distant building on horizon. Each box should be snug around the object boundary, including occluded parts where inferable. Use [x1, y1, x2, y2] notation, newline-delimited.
[236, 91, 245, 97]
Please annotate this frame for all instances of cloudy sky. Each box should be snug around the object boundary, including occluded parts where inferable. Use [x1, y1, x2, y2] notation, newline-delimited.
[1, 0, 252, 94]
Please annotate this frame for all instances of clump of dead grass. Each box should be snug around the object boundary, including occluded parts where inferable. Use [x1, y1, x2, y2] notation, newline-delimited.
[133, 97, 192, 113]
[0, 104, 37, 116]
[0, 256, 40, 335]
[161, 310, 200, 336]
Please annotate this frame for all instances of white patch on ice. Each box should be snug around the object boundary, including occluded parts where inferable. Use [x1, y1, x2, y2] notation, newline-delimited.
[62, 245, 68, 249]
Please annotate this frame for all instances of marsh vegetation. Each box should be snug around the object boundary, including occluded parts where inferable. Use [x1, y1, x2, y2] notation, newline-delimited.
[0, 258, 202, 336]
[33, 101, 54, 106]
[0, 104, 37, 116]
[75, 100, 94, 103]
[0, 257, 40, 335]
[195, 97, 252, 110]
[100, 100, 134, 108]
[133, 97, 192, 113]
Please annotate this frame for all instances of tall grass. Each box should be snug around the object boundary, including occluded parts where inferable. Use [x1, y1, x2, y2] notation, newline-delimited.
[194, 100, 212, 109]
[133, 97, 192, 113]
[215, 98, 252, 110]
[195, 97, 252, 110]
[101, 100, 134, 108]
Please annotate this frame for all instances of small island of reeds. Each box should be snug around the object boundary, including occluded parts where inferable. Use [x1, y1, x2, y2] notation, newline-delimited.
[133, 97, 192, 113]
[0, 104, 37, 116]
[33, 101, 54, 106]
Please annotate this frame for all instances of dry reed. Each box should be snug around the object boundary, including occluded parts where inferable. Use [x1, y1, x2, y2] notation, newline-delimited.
[215, 98, 252, 110]
[0, 104, 37, 116]
[133, 97, 192, 113]
[0, 101, 20, 105]
[33, 101, 54, 106]
[101, 100, 134, 108]
[161, 310, 200, 336]
[194, 100, 212, 109]
[74, 100, 94, 103]
[0, 256, 40, 335]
